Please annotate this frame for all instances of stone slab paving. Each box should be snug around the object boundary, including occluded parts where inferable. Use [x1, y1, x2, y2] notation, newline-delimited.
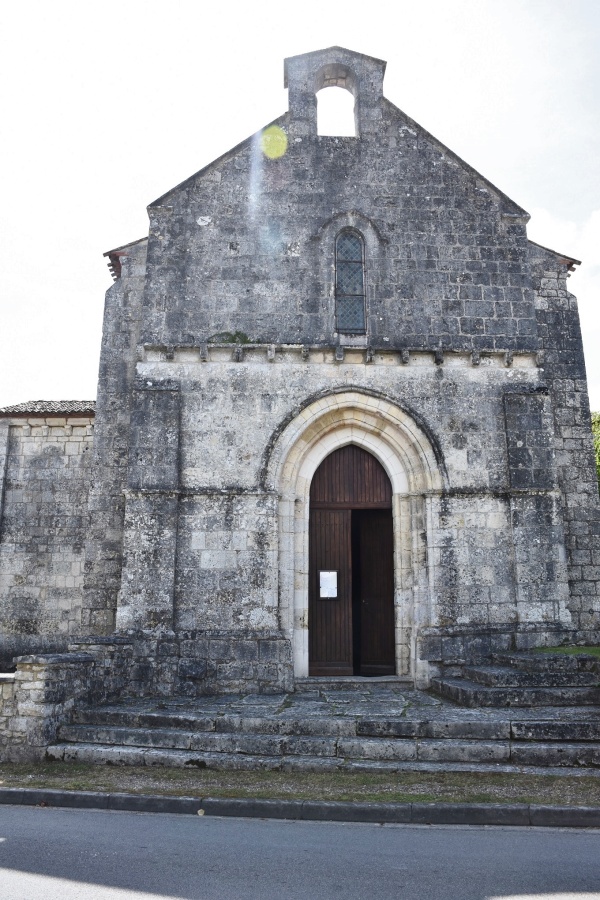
[76, 684, 600, 725]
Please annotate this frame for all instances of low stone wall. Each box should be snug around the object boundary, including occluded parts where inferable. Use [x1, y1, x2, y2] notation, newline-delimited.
[418, 623, 600, 676]
[0, 637, 138, 762]
[72, 630, 294, 698]
[0, 630, 294, 761]
[0, 673, 16, 757]
[0, 653, 95, 761]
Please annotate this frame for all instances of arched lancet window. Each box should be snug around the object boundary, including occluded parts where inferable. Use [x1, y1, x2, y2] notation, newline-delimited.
[336, 230, 366, 333]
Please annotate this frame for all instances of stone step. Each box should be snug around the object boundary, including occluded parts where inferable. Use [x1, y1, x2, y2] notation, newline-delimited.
[294, 676, 411, 693]
[430, 677, 600, 708]
[493, 651, 599, 674]
[70, 706, 600, 742]
[47, 739, 600, 771]
[509, 742, 600, 768]
[510, 720, 600, 742]
[463, 665, 599, 688]
[70, 708, 359, 737]
[69, 707, 600, 741]
[62, 709, 528, 742]
[57, 723, 512, 763]
[71, 707, 515, 741]
[58, 725, 338, 758]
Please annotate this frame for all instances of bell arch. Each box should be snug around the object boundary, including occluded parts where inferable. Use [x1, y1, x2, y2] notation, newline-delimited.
[314, 63, 359, 137]
[317, 86, 357, 137]
[266, 390, 445, 683]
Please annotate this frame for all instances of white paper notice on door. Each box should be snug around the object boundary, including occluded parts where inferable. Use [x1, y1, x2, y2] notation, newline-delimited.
[319, 570, 338, 598]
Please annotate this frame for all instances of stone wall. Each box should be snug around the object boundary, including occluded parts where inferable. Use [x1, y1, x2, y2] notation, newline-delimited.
[0, 673, 16, 756]
[0, 414, 94, 669]
[132, 348, 572, 646]
[0, 653, 94, 762]
[418, 622, 600, 675]
[82, 239, 148, 634]
[74, 632, 293, 699]
[174, 494, 279, 633]
[531, 242, 600, 629]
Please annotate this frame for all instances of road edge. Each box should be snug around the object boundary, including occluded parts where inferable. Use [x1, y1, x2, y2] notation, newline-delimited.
[0, 788, 599, 827]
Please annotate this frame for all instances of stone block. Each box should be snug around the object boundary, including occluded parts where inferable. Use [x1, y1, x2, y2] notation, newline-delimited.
[420, 720, 510, 740]
[208, 641, 234, 662]
[216, 663, 256, 683]
[529, 805, 600, 828]
[215, 716, 280, 736]
[200, 551, 237, 570]
[281, 736, 337, 757]
[336, 738, 417, 761]
[201, 798, 304, 820]
[258, 640, 282, 662]
[510, 721, 600, 742]
[410, 803, 529, 826]
[256, 664, 278, 681]
[417, 739, 510, 762]
[510, 741, 600, 767]
[356, 720, 417, 739]
[178, 659, 208, 680]
[108, 793, 201, 815]
[232, 642, 259, 663]
[302, 801, 412, 824]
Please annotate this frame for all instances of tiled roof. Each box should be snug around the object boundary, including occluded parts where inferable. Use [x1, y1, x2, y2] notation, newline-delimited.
[528, 239, 581, 272]
[104, 237, 147, 281]
[0, 401, 96, 417]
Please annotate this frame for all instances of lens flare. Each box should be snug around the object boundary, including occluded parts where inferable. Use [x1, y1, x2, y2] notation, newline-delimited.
[261, 125, 288, 159]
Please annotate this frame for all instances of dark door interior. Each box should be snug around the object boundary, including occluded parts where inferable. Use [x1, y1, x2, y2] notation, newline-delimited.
[308, 445, 395, 676]
[353, 509, 395, 676]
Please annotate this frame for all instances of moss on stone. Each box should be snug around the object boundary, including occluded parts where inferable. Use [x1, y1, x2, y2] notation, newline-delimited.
[209, 331, 251, 344]
[536, 645, 600, 658]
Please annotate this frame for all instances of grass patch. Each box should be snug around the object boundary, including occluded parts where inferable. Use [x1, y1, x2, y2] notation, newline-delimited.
[1, 761, 599, 807]
[536, 646, 600, 659]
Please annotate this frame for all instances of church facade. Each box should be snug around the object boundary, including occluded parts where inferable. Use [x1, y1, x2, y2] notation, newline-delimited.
[1, 47, 599, 696]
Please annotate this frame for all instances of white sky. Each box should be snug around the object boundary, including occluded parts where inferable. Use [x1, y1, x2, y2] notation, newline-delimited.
[0, 0, 598, 407]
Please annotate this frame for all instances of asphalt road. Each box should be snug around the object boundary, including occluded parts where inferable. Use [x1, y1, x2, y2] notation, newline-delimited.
[0, 805, 599, 900]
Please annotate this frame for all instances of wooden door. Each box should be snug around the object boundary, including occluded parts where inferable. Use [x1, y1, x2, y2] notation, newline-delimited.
[308, 508, 353, 675]
[354, 510, 395, 675]
[308, 445, 395, 676]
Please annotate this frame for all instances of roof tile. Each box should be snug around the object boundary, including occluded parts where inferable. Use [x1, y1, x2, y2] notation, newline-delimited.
[0, 400, 96, 417]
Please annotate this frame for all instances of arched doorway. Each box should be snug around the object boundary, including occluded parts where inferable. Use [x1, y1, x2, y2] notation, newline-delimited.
[266, 389, 445, 683]
[309, 445, 395, 676]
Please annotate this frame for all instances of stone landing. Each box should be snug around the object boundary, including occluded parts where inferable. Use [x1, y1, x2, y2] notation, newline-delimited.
[47, 680, 600, 773]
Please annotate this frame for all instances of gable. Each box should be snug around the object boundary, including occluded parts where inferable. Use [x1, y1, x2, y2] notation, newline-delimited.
[136, 48, 539, 356]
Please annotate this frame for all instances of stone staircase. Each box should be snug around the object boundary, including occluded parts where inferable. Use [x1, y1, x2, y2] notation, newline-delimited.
[45, 676, 600, 773]
[431, 651, 600, 709]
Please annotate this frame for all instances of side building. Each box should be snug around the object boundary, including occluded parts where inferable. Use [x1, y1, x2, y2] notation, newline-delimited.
[0, 402, 95, 669]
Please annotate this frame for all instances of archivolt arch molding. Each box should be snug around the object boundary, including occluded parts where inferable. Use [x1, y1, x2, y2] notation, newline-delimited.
[267, 390, 444, 501]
